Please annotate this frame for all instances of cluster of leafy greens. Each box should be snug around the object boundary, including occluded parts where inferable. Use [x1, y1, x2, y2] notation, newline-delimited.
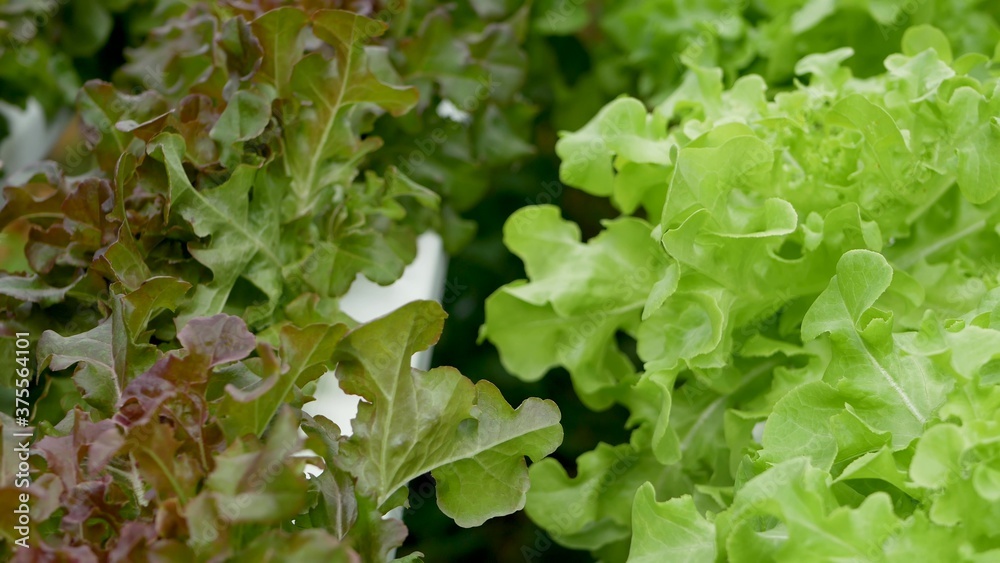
[483, 25, 1000, 561]
[1, 301, 560, 561]
[366, 0, 537, 251]
[531, 0, 1000, 131]
[0, 0, 184, 148]
[0, 2, 562, 560]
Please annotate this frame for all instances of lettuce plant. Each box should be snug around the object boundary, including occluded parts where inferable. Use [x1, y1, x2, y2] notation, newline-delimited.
[0, 0, 184, 150]
[0, 0, 534, 368]
[0, 301, 561, 561]
[531, 0, 1000, 132]
[483, 26, 1000, 561]
[367, 0, 537, 248]
[0, 2, 562, 560]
